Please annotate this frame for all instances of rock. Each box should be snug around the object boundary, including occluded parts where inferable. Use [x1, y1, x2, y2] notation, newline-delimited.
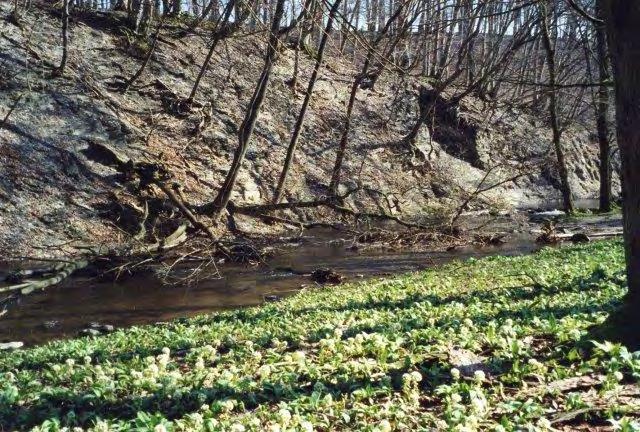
[83, 323, 115, 334]
[79, 328, 101, 337]
[310, 268, 344, 285]
[0, 341, 24, 350]
[265, 295, 281, 302]
[570, 233, 591, 243]
[42, 320, 61, 330]
[448, 347, 490, 377]
[529, 210, 565, 222]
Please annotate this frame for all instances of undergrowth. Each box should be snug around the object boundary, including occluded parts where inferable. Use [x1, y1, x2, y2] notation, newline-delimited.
[1, 241, 639, 431]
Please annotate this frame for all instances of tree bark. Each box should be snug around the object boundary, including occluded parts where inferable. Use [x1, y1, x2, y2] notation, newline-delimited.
[273, 0, 342, 204]
[55, 0, 71, 76]
[596, 0, 612, 212]
[328, 1, 411, 195]
[540, 2, 574, 214]
[187, 0, 236, 102]
[122, 18, 164, 93]
[603, 0, 640, 347]
[209, 0, 287, 218]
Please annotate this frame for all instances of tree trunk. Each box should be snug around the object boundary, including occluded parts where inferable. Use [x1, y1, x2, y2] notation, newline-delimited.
[596, 0, 612, 212]
[273, 0, 342, 204]
[540, 2, 574, 214]
[603, 0, 640, 348]
[55, 0, 71, 76]
[209, 0, 287, 218]
[187, 0, 235, 102]
[122, 18, 164, 93]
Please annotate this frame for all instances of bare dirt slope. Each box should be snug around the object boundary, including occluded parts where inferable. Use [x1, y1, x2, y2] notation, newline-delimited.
[0, 3, 617, 257]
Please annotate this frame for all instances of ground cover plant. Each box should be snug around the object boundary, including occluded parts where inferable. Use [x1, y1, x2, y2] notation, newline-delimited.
[1, 240, 639, 431]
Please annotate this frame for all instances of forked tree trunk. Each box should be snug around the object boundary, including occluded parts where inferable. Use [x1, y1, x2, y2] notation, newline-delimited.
[603, 0, 640, 347]
[209, 0, 287, 218]
[540, 2, 574, 213]
[273, 0, 342, 204]
[596, 0, 612, 212]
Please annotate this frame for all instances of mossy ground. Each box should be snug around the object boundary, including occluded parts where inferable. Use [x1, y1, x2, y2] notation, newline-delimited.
[1, 241, 639, 431]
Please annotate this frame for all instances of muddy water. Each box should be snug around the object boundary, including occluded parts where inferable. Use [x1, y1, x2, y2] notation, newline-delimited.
[0, 228, 542, 346]
[1, 207, 622, 347]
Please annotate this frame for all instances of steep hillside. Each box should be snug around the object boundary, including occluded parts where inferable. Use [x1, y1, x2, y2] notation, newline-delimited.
[0, 3, 617, 257]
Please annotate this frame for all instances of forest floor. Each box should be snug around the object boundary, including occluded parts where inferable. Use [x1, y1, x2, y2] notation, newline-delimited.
[0, 3, 620, 259]
[1, 240, 639, 431]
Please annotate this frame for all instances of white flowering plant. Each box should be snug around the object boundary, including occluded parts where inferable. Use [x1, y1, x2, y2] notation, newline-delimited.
[1, 241, 638, 431]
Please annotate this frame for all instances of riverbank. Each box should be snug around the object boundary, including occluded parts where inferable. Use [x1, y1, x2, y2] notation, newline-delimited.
[0, 209, 623, 346]
[0, 2, 620, 260]
[1, 240, 638, 430]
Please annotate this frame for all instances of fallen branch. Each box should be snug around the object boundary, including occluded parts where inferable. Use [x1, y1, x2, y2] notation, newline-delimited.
[84, 140, 225, 252]
[1, 259, 89, 295]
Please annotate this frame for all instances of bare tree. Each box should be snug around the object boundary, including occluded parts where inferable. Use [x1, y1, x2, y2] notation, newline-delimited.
[273, 0, 343, 204]
[206, 0, 287, 218]
[53, 0, 71, 77]
[539, 1, 574, 213]
[595, 0, 612, 212]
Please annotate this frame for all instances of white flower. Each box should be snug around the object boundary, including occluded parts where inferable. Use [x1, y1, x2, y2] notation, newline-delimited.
[83, 356, 92, 365]
[300, 420, 314, 432]
[410, 371, 423, 382]
[614, 371, 624, 381]
[161, 347, 171, 356]
[267, 424, 281, 432]
[451, 368, 461, 380]
[470, 390, 488, 414]
[527, 358, 543, 370]
[4, 372, 15, 382]
[378, 419, 392, 432]
[230, 423, 245, 432]
[94, 420, 110, 432]
[494, 425, 506, 432]
[195, 358, 205, 370]
[474, 370, 486, 383]
[200, 404, 210, 411]
[257, 364, 271, 377]
[279, 408, 292, 424]
[450, 393, 463, 404]
[569, 328, 582, 340]
[537, 417, 552, 430]
[65, 359, 75, 367]
[222, 399, 235, 412]
[154, 424, 167, 432]
[292, 351, 306, 363]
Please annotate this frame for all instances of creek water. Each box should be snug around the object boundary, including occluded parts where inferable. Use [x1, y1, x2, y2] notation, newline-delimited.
[0, 228, 541, 346]
[0, 207, 621, 347]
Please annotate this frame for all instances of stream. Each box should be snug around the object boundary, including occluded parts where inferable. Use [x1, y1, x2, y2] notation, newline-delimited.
[0, 208, 622, 347]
